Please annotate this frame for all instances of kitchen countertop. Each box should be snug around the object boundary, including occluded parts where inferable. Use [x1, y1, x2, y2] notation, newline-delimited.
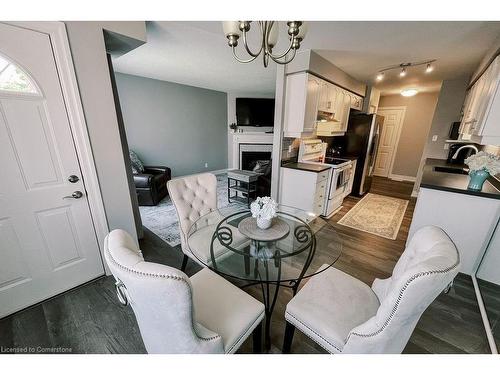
[420, 158, 500, 200]
[281, 162, 331, 173]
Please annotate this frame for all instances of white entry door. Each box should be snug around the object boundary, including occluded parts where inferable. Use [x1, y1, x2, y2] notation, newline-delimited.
[373, 107, 406, 177]
[0, 23, 104, 318]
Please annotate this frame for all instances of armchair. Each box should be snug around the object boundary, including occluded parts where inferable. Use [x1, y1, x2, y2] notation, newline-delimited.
[134, 166, 171, 206]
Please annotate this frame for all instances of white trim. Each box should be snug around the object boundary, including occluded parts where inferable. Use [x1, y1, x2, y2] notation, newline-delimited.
[8, 22, 109, 268]
[388, 173, 416, 182]
[377, 106, 407, 178]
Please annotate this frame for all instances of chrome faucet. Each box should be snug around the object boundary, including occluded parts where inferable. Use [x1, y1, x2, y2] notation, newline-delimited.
[452, 144, 479, 159]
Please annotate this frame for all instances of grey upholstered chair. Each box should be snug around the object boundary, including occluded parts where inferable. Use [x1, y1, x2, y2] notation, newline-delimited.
[167, 173, 247, 270]
[104, 229, 265, 353]
[283, 225, 460, 354]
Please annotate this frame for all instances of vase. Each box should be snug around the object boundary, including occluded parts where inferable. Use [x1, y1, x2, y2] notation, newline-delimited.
[256, 217, 272, 230]
[468, 169, 490, 191]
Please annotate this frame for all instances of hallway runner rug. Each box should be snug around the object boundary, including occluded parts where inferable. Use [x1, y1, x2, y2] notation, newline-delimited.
[337, 193, 408, 240]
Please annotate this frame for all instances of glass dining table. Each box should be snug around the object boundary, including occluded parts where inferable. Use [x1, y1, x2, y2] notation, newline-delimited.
[187, 204, 342, 350]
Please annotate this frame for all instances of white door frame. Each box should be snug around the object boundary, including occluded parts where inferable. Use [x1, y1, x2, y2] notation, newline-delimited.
[377, 106, 407, 180]
[5, 22, 109, 266]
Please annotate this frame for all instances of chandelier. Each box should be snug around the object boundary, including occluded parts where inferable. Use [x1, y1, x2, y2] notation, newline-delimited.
[222, 21, 307, 67]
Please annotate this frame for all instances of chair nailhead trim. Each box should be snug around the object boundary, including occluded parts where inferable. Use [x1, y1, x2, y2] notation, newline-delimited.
[285, 312, 341, 353]
[105, 245, 221, 343]
[347, 248, 460, 340]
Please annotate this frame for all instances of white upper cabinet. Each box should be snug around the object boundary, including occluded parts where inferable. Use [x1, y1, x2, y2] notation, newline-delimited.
[283, 73, 320, 138]
[283, 72, 364, 137]
[460, 56, 500, 145]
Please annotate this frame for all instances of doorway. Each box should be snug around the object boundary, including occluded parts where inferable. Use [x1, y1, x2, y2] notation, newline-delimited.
[0, 23, 104, 318]
[373, 107, 406, 177]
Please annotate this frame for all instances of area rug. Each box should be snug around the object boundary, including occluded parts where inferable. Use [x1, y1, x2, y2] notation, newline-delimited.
[337, 193, 408, 240]
[139, 173, 240, 247]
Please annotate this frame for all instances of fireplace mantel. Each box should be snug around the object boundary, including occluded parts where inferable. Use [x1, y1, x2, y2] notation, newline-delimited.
[229, 132, 274, 169]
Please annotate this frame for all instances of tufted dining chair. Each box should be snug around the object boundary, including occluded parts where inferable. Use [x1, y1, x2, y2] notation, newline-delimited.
[283, 225, 460, 354]
[104, 229, 265, 353]
[167, 173, 247, 270]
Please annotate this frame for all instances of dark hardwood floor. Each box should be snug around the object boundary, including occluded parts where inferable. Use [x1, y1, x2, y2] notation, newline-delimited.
[0, 177, 492, 354]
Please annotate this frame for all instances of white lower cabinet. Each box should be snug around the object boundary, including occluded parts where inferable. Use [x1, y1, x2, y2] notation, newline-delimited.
[279, 167, 329, 216]
[409, 188, 500, 275]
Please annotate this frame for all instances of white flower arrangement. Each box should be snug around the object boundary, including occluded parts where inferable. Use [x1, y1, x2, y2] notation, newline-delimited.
[465, 151, 500, 175]
[250, 196, 278, 220]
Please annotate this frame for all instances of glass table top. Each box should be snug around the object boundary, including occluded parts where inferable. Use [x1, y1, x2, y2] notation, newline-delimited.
[186, 205, 342, 283]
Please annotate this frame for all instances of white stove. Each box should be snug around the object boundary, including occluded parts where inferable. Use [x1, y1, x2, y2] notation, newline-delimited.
[298, 139, 354, 217]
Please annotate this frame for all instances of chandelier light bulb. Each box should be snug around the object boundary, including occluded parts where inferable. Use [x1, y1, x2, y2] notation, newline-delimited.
[376, 72, 384, 81]
[223, 21, 305, 67]
[426, 63, 434, 73]
[400, 67, 407, 77]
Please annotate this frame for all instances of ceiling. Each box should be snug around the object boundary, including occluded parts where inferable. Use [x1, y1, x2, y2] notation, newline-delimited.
[112, 21, 500, 95]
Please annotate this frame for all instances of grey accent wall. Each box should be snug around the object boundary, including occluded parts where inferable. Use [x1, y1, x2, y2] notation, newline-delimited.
[379, 92, 440, 177]
[285, 50, 366, 96]
[115, 73, 228, 177]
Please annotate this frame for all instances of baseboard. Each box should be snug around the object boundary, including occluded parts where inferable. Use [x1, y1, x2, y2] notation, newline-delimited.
[389, 173, 416, 182]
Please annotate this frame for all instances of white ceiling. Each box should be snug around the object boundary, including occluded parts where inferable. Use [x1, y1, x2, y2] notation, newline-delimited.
[112, 21, 500, 95]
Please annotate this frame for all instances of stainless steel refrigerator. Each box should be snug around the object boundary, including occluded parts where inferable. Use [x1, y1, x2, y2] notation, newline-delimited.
[329, 110, 383, 196]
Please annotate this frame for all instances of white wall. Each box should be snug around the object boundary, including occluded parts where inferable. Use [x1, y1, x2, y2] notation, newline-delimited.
[65, 21, 146, 242]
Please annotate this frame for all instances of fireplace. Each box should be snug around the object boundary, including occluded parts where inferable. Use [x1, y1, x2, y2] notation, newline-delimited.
[239, 143, 272, 196]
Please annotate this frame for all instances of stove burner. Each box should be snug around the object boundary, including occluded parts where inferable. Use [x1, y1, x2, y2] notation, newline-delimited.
[324, 157, 350, 165]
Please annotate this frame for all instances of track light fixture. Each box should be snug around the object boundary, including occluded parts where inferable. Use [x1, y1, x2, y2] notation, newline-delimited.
[375, 59, 436, 81]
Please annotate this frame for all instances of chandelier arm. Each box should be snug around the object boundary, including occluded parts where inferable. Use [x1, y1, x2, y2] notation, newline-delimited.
[241, 23, 263, 58]
[232, 46, 259, 63]
[267, 35, 296, 60]
[269, 48, 297, 65]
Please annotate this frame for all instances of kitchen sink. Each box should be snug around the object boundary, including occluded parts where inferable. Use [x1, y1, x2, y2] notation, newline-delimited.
[433, 166, 469, 175]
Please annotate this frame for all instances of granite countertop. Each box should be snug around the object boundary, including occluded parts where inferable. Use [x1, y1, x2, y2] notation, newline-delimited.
[281, 162, 331, 173]
[420, 158, 500, 200]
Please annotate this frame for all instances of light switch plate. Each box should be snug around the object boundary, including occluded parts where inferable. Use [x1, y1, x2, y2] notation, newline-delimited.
[432, 135, 438, 142]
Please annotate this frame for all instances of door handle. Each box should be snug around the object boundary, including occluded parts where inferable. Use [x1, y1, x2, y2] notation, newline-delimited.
[63, 191, 83, 199]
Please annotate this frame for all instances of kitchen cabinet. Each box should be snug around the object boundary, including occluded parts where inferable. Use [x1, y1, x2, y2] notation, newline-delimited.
[279, 167, 329, 216]
[459, 55, 500, 145]
[283, 73, 321, 138]
[409, 187, 500, 275]
[283, 72, 364, 137]
[362, 86, 380, 114]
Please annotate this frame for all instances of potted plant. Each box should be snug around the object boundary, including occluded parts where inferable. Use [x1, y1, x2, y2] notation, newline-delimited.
[465, 151, 500, 191]
[250, 196, 278, 229]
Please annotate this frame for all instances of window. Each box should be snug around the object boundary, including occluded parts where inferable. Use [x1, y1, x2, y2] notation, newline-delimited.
[0, 54, 39, 94]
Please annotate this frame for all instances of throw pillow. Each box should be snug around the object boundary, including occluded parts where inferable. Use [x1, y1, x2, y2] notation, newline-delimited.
[129, 150, 145, 174]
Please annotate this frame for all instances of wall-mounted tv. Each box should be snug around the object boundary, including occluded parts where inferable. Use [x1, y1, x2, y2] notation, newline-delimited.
[236, 98, 275, 127]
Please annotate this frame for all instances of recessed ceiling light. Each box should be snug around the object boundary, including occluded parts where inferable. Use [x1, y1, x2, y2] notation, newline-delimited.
[401, 88, 418, 97]
[426, 63, 434, 73]
[376, 72, 384, 81]
[399, 67, 407, 77]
